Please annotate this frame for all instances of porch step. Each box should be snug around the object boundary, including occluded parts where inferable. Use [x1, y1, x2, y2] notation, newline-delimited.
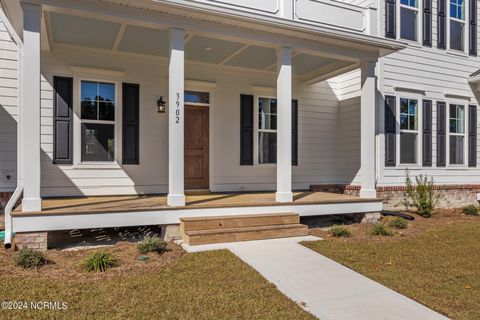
[180, 213, 308, 245]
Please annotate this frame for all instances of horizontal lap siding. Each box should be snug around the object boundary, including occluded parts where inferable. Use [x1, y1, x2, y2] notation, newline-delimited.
[40, 45, 353, 196]
[0, 17, 18, 192]
[378, 0, 480, 186]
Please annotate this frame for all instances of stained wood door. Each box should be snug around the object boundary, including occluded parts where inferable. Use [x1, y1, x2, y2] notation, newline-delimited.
[185, 105, 209, 189]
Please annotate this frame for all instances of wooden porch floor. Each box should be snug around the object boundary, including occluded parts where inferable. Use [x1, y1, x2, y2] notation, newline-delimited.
[13, 191, 380, 216]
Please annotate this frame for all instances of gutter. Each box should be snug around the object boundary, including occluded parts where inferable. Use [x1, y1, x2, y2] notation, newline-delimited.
[0, 1, 23, 249]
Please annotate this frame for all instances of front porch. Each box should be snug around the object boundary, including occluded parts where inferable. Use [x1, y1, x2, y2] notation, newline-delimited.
[11, 191, 382, 233]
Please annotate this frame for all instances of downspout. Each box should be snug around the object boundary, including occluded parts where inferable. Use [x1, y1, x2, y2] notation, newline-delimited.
[1, 2, 24, 249]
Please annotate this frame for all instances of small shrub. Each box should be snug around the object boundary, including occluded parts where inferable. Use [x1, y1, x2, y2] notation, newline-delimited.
[389, 217, 408, 229]
[405, 171, 439, 218]
[137, 236, 167, 254]
[81, 251, 117, 273]
[463, 205, 480, 216]
[370, 224, 393, 236]
[329, 225, 351, 238]
[13, 249, 47, 269]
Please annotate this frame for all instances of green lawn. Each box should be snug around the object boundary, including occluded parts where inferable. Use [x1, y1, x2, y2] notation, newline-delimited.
[304, 220, 480, 320]
[0, 250, 314, 320]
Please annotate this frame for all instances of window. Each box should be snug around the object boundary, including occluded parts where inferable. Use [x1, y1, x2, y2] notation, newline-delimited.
[80, 80, 116, 162]
[400, 0, 419, 41]
[258, 97, 277, 164]
[449, 104, 465, 164]
[399, 98, 419, 164]
[185, 91, 209, 104]
[450, 0, 466, 51]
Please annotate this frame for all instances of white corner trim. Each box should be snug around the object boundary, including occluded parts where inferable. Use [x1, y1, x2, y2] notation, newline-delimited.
[444, 93, 472, 101]
[70, 66, 125, 78]
[393, 86, 426, 96]
[185, 79, 218, 89]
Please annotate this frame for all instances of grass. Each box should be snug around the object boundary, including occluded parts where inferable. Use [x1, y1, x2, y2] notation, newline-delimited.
[304, 215, 480, 320]
[0, 250, 314, 320]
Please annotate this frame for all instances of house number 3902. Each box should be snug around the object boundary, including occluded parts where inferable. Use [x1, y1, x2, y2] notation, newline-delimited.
[175, 92, 181, 124]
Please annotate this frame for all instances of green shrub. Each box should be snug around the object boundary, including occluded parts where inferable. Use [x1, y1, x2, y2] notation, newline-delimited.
[389, 217, 408, 229]
[13, 249, 47, 269]
[463, 205, 480, 216]
[370, 224, 393, 236]
[81, 251, 117, 273]
[405, 171, 439, 218]
[329, 225, 351, 238]
[137, 236, 167, 254]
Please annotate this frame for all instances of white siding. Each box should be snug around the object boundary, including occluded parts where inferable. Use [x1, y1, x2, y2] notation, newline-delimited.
[39, 45, 357, 197]
[377, 0, 480, 186]
[0, 14, 18, 192]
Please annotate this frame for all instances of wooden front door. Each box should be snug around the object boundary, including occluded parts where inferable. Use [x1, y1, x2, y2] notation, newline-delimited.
[185, 105, 209, 189]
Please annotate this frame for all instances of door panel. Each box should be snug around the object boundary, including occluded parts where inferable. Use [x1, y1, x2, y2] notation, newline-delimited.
[185, 105, 209, 189]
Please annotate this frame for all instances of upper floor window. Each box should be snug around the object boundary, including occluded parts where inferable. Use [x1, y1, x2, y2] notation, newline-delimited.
[258, 97, 277, 164]
[399, 98, 419, 164]
[450, 0, 466, 51]
[80, 80, 116, 162]
[400, 0, 419, 41]
[449, 104, 465, 164]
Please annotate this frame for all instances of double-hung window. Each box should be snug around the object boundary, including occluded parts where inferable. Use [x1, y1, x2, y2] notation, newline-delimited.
[80, 80, 116, 162]
[450, 0, 466, 51]
[399, 98, 419, 164]
[258, 97, 277, 164]
[400, 0, 419, 41]
[449, 104, 465, 164]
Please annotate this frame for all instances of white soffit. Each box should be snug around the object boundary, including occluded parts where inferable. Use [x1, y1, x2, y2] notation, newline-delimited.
[224, 45, 276, 69]
[185, 35, 245, 64]
[117, 25, 170, 57]
[50, 12, 121, 49]
[292, 54, 335, 75]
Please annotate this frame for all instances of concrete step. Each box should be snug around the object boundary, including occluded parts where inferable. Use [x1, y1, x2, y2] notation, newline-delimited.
[180, 212, 299, 232]
[183, 223, 308, 246]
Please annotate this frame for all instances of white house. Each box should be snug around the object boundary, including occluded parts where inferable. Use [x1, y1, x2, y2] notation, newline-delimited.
[0, 0, 478, 248]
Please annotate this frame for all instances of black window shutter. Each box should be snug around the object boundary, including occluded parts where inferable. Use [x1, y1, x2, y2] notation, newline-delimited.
[423, 0, 432, 46]
[470, 0, 478, 56]
[438, 0, 447, 49]
[436, 101, 447, 167]
[422, 100, 433, 166]
[292, 99, 298, 166]
[53, 76, 73, 164]
[385, 0, 396, 39]
[122, 83, 140, 165]
[240, 94, 254, 165]
[468, 105, 477, 167]
[385, 95, 396, 167]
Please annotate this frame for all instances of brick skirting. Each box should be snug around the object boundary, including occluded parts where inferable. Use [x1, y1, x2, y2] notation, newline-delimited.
[310, 184, 479, 210]
[15, 232, 48, 251]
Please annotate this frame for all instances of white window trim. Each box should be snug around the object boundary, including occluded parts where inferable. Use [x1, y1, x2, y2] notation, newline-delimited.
[447, 0, 469, 54]
[396, 0, 423, 44]
[446, 101, 468, 167]
[254, 95, 278, 166]
[396, 95, 423, 167]
[72, 75, 122, 168]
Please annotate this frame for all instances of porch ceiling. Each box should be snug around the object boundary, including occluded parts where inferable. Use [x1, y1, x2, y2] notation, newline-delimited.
[47, 11, 353, 79]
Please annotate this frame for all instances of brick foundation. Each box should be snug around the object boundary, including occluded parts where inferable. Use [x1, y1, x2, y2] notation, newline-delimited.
[161, 224, 181, 241]
[310, 184, 479, 210]
[14, 232, 48, 251]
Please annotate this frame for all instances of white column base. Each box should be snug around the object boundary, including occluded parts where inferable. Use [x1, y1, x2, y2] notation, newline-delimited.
[167, 194, 186, 207]
[276, 191, 293, 203]
[359, 189, 377, 199]
[22, 198, 42, 212]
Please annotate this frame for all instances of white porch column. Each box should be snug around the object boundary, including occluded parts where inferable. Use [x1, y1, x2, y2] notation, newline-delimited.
[167, 28, 186, 207]
[276, 47, 293, 203]
[360, 61, 377, 198]
[21, 3, 42, 212]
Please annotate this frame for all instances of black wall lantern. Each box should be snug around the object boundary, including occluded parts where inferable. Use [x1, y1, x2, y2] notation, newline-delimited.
[157, 96, 166, 113]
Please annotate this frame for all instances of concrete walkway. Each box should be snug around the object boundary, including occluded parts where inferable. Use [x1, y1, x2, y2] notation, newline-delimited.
[181, 236, 449, 320]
